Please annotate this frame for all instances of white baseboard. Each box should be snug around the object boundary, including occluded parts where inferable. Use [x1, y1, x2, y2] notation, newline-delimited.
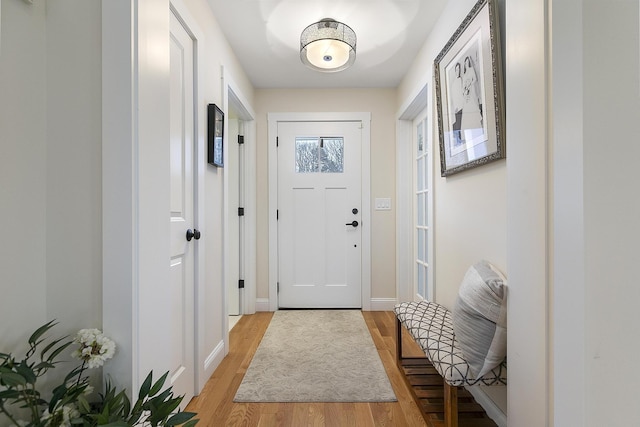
[255, 298, 271, 312]
[197, 340, 224, 394]
[369, 298, 398, 311]
[466, 385, 507, 427]
[203, 340, 224, 373]
[254, 298, 397, 311]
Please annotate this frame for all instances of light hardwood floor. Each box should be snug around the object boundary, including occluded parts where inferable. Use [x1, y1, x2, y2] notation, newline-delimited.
[186, 310, 428, 426]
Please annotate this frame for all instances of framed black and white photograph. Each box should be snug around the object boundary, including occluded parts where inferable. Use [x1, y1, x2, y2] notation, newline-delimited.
[434, 0, 505, 177]
[208, 103, 224, 167]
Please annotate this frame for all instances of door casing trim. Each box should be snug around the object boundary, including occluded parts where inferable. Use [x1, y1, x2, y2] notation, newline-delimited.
[267, 112, 372, 311]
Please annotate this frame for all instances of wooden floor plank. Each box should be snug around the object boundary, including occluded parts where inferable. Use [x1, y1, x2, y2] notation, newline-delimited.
[185, 311, 498, 426]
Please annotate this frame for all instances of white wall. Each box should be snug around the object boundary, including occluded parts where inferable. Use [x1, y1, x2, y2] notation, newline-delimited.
[0, 1, 102, 334]
[254, 88, 397, 305]
[0, 0, 49, 351]
[0, 0, 104, 410]
[397, 0, 507, 417]
[580, 1, 640, 424]
[45, 0, 103, 335]
[551, 0, 585, 424]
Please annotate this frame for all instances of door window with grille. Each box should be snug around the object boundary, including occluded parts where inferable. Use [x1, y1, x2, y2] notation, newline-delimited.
[295, 137, 344, 173]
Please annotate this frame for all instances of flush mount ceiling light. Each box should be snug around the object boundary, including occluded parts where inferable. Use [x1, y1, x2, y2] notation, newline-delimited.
[300, 18, 356, 72]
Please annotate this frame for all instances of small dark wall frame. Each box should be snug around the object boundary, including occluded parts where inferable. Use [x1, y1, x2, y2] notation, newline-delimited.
[208, 103, 224, 167]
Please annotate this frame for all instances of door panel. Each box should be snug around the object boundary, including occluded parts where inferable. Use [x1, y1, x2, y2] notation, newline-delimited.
[169, 10, 194, 403]
[277, 121, 362, 308]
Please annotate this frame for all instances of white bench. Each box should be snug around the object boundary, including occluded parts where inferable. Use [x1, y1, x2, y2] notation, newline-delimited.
[395, 301, 507, 427]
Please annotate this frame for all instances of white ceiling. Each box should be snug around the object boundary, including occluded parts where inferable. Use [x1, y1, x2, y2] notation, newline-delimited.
[206, 0, 448, 89]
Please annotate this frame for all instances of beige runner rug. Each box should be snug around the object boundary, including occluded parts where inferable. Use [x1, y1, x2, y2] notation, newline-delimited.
[233, 310, 397, 402]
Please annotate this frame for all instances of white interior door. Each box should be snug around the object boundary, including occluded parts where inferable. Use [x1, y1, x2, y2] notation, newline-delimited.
[169, 10, 195, 403]
[277, 121, 362, 308]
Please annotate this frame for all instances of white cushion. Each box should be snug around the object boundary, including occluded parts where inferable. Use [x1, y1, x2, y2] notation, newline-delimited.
[452, 260, 507, 378]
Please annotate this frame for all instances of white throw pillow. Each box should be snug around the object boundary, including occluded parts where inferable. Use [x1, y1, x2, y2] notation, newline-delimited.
[452, 260, 507, 378]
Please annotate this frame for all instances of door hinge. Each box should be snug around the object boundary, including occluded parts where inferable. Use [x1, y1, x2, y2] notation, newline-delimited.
[276, 136, 279, 147]
[238, 279, 245, 289]
[277, 282, 280, 293]
[238, 207, 245, 216]
[277, 209, 279, 220]
[238, 135, 245, 145]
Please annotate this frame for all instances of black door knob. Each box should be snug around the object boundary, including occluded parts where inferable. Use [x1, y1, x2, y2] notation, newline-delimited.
[345, 220, 359, 227]
[187, 229, 202, 241]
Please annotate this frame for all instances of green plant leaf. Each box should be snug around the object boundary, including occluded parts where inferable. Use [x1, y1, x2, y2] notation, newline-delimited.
[0, 371, 27, 387]
[15, 362, 37, 384]
[50, 382, 68, 412]
[129, 398, 144, 422]
[139, 371, 153, 398]
[32, 361, 56, 371]
[28, 320, 57, 346]
[77, 395, 91, 413]
[148, 371, 169, 397]
[40, 336, 72, 361]
[0, 389, 20, 399]
[46, 341, 73, 364]
[182, 419, 200, 427]
[144, 388, 173, 410]
[146, 393, 182, 425]
[121, 390, 131, 418]
[166, 411, 197, 426]
[64, 365, 84, 382]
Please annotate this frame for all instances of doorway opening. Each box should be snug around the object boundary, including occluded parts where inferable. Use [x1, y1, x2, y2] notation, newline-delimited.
[222, 70, 256, 343]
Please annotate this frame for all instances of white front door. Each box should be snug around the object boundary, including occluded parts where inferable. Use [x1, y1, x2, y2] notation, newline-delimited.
[277, 121, 362, 308]
[168, 10, 195, 403]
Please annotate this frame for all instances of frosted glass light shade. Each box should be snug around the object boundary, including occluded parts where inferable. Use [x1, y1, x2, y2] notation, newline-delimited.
[300, 18, 356, 72]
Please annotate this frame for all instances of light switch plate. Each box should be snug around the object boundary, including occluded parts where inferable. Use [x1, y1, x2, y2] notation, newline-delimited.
[375, 198, 392, 211]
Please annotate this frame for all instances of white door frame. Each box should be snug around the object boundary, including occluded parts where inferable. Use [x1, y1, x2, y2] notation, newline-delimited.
[222, 68, 256, 339]
[268, 112, 371, 311]
[396, 84, 434, 303]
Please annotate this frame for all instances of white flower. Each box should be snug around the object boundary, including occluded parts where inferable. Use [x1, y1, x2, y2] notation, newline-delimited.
[42, 404, 80, 427]
[71, 328, 116, 369]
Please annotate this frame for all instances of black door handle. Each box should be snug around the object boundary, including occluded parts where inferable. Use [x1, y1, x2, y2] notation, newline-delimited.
[186, 229, 201, 241]
[345, 220, 359, 227]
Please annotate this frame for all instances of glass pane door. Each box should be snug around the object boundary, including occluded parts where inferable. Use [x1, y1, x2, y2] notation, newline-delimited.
[414, 113, 432, 301]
